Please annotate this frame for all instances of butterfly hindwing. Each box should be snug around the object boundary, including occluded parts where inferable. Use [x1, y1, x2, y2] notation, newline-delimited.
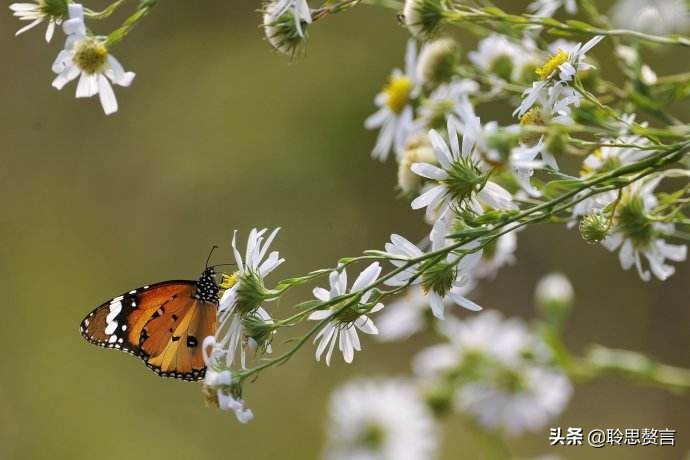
[80, 280, 217, 381]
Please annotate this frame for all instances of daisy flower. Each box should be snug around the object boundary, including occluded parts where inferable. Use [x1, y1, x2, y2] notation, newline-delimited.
[413, 312, 572, 436]
[202, 345, 254, 423]
[383, 228, 483, 319]
[601, 175, 687, 281]
[580, 130, 655, 178]
[473, 231, 518, 280]
[365, 40, 420, 161]
[415, 79, 479, 130]
[468, 34, 529, 82]
[453, 98, 549, 196]
[325, 378, 439, 460]
[212, 228, 284, 368]
[51, 4, 135, 115]
[309, 263, 384, 365]
[515, 36, 603, 118]
[455, 366, 572, 436]
[410, 116, 517, 221]
[415, 37, 459, 86]
[10, 0, 66, 42]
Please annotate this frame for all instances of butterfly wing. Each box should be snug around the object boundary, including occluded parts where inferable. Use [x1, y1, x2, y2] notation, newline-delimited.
[80, 281, 217, 381]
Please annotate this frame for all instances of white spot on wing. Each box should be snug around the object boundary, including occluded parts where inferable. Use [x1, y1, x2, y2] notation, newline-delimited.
[104, 300, 122, 335]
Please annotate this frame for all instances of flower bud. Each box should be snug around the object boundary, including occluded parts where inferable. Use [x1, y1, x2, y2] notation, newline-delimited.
[579, 212, 609, 244]
[398, 133, 437, 195]
[263, 5, 308, 55]
[416, 38, 459, 86]
[535, 273, 574, 325]
[403, 0, 446, 39]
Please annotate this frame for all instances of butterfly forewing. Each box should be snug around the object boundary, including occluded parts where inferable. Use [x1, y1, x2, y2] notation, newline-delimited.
[80, 280, 217, 381]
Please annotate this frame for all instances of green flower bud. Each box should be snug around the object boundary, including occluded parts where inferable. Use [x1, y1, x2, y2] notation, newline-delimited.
[579, 213, 609, 244]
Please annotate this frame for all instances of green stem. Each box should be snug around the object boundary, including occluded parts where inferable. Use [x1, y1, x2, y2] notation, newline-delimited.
[105, 0, 159, 47]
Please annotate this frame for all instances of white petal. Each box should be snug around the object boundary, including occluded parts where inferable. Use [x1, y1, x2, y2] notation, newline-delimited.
[428, 129, 452, 169]
[354, 316, 378, 335]
[97, 75, 118, 115]
[411, 162, 448, 180]
[15, 17, 42, 36]
[352, 262, 382, 293]
[448, 289, 483, 311]
[411, 184, 445, 210]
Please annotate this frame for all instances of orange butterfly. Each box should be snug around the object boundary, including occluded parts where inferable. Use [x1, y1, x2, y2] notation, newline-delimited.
[79, 266, 220, 381]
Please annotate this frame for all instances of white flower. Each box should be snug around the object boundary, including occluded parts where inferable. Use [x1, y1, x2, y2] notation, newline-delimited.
[515, 36, 603, 118]
[10, 0, 64, 42]
[474, 231, 518, 279]
[217, 390, 254, 423]
[535, 272, 574, 307]
[611, 0, 690, 35]
[202, 341, 254, 423]
[50, 4, 135, 115]
[403, 0, 445, 38]
[527, 0, 577, 17]
[580, 126, 655, 177]
[325, 378, 439, 460]
[413, 312, 535, 377]
[413, 312, 572, 436]
[410, 116, 517, 221]
[375, 286, 430, 342]
[270, 0, 311, 37]
[214, 228, 284, 368]
[455, 366, 572, 436]
[365, 40, 420, 161]
[415, 79, 479, 130]
[515, 76, 583, 121]
[398, 133, 438, 195]
[469, 34, 528, 82]
[309, 263, 384, 365]
[454, 98, 549, 196]
[415, 38, 459, 86]
[384, 229, 482, 319]
[377, 281, 475, 342]
[601, 176, 687, 281]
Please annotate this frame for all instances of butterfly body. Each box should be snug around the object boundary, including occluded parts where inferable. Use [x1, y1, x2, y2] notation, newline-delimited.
[80, 268, 219, 381]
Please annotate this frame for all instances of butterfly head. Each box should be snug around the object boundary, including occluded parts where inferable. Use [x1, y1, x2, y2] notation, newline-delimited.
[194, 267, 220, 304]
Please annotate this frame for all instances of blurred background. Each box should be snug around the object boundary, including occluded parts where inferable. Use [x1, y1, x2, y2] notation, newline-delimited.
[1, 1, 689, 459]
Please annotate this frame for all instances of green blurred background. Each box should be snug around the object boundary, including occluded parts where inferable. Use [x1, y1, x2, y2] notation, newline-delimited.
[1, 1, 689, 459]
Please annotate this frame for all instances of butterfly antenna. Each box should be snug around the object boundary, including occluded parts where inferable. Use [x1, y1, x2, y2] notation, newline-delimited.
[211, 263, 236, 269]
[205, 245, 219, 268]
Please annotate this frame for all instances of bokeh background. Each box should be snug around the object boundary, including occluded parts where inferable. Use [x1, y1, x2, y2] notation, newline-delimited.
[1, 1, 689, 459]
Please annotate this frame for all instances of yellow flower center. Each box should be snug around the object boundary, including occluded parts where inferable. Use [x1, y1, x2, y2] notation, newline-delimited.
[384, 75, 413, 115]
[519, 108, 544, 126]
[535, 49, 569, 80]
[73, 39, 108, 74]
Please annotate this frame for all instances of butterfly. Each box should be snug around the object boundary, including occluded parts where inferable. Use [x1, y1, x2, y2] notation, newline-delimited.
[79, 258, 222, 382]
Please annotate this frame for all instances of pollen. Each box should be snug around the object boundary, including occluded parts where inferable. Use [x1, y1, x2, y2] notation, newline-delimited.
[384, 76, 413, 115]
[535, 49, 569, 80]
[219, 272, 239, 291]
[519, 108, 544, 127]
[73, 39, 108, 74]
